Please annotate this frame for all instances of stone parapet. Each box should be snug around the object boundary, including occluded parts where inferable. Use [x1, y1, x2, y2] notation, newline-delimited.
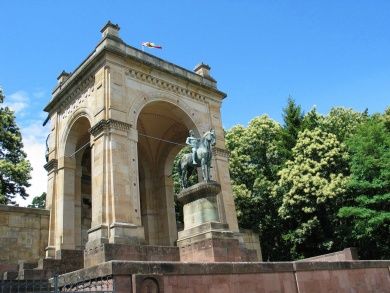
[297, 247, 358, 262]
[55, 260, 390, 292]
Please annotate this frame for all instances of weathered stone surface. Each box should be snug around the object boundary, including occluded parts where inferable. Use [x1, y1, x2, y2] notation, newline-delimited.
[177, 181, 221, 205]
[0, 205, 49, 264]
[84, 243, 180, 267]
[297, 247, 358, 262]
[54, 260, 390, 292]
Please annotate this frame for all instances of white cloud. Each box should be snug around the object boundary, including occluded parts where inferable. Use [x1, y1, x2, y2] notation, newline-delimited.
[3, 89, 49, 207]
[4, 91, 29, 114]
[16, 121, 49, 207]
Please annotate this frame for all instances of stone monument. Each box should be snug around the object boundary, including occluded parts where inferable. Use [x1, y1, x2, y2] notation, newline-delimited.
[42, 20, 258, 268]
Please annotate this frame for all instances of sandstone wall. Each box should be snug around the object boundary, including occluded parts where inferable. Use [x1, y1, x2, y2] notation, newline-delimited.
[58, 260, 390, 293]
[0, 205, 49, 264]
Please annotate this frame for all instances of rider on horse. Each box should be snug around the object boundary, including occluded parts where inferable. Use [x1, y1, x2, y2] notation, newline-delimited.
[185, 130, 198, 165]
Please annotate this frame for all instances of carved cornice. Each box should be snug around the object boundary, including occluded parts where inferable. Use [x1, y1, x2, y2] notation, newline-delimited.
[126, 68, 210, 102]
[213, 147, 230, 158]
[89, 119, 132, 137]
[44, 159, 58, 172]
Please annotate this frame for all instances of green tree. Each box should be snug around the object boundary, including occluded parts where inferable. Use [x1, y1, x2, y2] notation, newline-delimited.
[280, 97, 304, 160]
[337, 116, 390, 259]
[0, 88, 32, 205]
[320, 107, 367, 142]
[226, 115, 290, 260]
[28, 192, 46, 209]
[274, 128, 349, 259]
[302, 107, 322, 131]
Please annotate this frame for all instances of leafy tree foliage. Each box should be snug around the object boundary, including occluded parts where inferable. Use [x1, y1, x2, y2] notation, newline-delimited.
[274, 128, 349, 258]
[320, 107, 367, 142]
[28, 192, 46, 209]
[302, 107, 322, 131]
[225, 115, 290, 260]
[280, 97, 304, 160]
[337, 116, 390, 259]
[0, 89, 32, 205]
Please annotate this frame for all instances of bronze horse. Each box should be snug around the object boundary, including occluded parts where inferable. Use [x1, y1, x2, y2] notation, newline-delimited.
[178, 130, 216, 188]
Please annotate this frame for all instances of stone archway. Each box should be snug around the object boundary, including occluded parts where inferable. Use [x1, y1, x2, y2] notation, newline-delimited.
[57, 116, 92, 251]
[137, 101, 198, 246]
[43, 22, 249, 266]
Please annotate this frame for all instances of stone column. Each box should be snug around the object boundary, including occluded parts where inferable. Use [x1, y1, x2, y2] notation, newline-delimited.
[107, 124, 144, 245]
[55, 156, 77, 251]
[86, 121, 144, 238]
[44, 159, 58, 258]
[208, 101, 240, 232]
[212, 147, 239, 232]
[74, 158, 82, 250]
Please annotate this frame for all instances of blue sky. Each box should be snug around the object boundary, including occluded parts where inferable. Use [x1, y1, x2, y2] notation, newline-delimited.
[1, 1, 389, 204]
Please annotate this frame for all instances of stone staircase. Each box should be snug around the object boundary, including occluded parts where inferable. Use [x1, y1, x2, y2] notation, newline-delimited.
[1, 250, 84, 280]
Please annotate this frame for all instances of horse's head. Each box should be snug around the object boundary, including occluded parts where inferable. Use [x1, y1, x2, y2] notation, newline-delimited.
[203, 129, 216, 146]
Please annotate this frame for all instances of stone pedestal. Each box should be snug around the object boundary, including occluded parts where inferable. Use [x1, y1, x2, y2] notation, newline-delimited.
[177, 181, 244, 262]
[84, 243, 180, 267]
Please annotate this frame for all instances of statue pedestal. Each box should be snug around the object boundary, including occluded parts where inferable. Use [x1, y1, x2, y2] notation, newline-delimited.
[177, 181, 244, 262]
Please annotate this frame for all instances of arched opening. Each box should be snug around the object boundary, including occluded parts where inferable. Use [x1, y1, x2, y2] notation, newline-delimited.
[62, 116, 92, 250]
[137, 101, 198, 246]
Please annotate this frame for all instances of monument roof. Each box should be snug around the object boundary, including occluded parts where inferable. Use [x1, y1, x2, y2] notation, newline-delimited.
[45, 22, 226, 113]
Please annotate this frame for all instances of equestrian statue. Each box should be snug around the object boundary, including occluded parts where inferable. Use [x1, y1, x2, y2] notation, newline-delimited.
[178, 129, 216, 189]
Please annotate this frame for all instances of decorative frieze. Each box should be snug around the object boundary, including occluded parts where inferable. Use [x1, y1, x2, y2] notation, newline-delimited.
[213, 147, 230, 158]
[126, 68, 208, 102]
[59, 76, 95, 120]
[44, 159, 58, 172]
[89, 119, 132, 137]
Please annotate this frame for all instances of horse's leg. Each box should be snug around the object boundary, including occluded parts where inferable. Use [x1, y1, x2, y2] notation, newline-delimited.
[206, 162, 211, 182]
[201, 158, 206, 181]
[205, 161, 210, 182]
[183, 167, 188, 188]
[180, 167, 185, 189]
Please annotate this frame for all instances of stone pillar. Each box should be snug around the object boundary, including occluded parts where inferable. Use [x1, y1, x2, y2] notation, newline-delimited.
[44, 159, 58, 258]
[212, 147, 239, 232]
[87, 123, 109, 246]
[84, 120, 146, 267]
[107, 125, 144, 244]
[74, 158, 82, 250]
[55, 156, 77, 251]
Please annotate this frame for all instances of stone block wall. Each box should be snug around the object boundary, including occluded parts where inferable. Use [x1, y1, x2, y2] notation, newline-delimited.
[57, 260, 390, 293]
[239, 229, 262, 261]
[297, 247, 358, 262]
[0, 205, 49, 264]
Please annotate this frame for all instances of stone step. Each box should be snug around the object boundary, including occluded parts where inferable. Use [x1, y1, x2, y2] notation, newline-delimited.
[0, 264, 18, 281]
[2, 271, 18, 280]
[18, 261, 38, 272]
[17, 269, 49, 280]
[37, 258, 61, 270]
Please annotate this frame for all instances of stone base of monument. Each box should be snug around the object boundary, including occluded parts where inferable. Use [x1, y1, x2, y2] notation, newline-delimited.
[84, 243, 180, 267]
[176, 181, 256, 262]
